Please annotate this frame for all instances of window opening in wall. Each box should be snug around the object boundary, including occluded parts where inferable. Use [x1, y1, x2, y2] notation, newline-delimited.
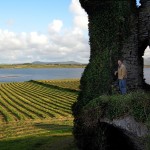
[143, 46, 150, 85]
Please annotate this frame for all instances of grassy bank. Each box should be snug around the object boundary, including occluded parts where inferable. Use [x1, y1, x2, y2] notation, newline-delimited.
[84, 91, 150, 123]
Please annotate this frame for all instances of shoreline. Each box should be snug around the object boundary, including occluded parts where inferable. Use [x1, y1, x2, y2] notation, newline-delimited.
[0, 64, 86, 69]
[144, 65, 150, 68]
[0, 64, 149, 69]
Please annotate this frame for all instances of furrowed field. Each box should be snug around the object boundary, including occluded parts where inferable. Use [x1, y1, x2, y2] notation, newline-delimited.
[0, 79, 80, 150]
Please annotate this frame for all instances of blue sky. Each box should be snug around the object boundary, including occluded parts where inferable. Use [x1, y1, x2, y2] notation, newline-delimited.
[0, 0, 140, 33]
[0, 0, 72, 33]
[0, 0, 149, 64]
[136, 0, 140, 6]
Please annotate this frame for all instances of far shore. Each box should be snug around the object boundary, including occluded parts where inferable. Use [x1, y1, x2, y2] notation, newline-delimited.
[0, 64, 149, 69]
[0, 64, 86, 69]
[144, 65, 150, 68]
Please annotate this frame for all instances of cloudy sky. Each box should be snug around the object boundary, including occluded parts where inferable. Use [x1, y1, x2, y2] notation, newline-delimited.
[0, 0, 89, 64]
[0, 0, 149, 64]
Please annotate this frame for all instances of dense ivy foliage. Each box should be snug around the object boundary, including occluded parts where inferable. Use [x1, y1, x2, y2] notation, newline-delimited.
[83, 91, 150, 124]
[76, 0, 137, 110]
[72, 0, 144, 150]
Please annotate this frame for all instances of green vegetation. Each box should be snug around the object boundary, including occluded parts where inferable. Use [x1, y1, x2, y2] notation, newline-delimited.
[83, 91, 150, 125]
[73, 1, 138, 149]
[0, 64, 86, 69]
[0, 81, 78, 121]
[0, 79, 80, 150]
[0, 119, 77, 150]
[36, 79, 80, 91]
[77, 0, 136, 107]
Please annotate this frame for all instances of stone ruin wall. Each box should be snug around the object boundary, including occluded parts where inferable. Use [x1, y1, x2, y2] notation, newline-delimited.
[117, 0, 150, 90]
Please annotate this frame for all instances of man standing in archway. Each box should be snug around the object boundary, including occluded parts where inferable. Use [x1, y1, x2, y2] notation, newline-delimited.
[115, 59, 127, 94]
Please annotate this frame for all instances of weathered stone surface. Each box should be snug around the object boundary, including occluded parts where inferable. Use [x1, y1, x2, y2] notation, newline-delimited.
[74, 0, 150, 149]
[101, 116, 149, 137]
[121, 0, 150, 90]
[99, 116, 149, 150]
[80, 0, 150, 91]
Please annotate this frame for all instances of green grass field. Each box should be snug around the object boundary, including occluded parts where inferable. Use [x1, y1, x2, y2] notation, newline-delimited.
[37, 79, 80, 91]
[0, 79, 80, 150]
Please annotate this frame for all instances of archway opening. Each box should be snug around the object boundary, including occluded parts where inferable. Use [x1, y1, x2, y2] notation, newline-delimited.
[143, 46, 150, 85]
[98, 122, 138, 150]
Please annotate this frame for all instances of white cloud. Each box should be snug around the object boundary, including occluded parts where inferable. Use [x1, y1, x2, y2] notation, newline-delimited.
[144, 46, 150, 59]
[48, 20, 63, 33]
[70, 0, 88, 30]
[0, 26, 90, 64]
[0, 0, 90, 64]
[74, 15, 88, 30]
[28, 32, 48, 46]
[70, 0, 85, 16]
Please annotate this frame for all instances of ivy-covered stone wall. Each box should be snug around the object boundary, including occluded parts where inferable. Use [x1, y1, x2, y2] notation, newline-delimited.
[72, 0, 150, 149]
[76, 0, 138, 112]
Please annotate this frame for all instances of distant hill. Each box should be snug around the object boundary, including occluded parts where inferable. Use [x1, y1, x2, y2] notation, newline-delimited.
[32, 61, 85, 65]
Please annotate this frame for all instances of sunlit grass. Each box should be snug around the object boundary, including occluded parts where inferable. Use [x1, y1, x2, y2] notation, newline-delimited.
[0, 80, 79, 150]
